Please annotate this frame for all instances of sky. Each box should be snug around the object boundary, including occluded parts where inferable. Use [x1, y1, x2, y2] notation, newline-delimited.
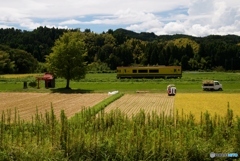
[1, 0, 240, 37]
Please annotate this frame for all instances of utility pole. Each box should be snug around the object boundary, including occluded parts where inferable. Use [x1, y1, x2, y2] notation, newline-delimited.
[225, 59, 227, 70]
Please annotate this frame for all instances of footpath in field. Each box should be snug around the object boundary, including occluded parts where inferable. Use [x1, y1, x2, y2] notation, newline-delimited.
[0, 92, 109, 121]
[104, 93, 175, 117]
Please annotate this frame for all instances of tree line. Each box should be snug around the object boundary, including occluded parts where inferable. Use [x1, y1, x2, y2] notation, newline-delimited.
[0, 26, 240, 74]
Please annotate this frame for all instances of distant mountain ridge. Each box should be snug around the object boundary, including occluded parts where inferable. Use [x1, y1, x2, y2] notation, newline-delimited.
[113, 28, 240, 43]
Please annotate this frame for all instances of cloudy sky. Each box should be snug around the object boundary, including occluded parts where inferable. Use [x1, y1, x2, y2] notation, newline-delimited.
[1, 0, 240, 36]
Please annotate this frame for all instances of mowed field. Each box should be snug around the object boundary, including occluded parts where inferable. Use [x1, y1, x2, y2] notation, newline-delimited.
[0, 92, 109, 121]
[104, 93, 175, 117]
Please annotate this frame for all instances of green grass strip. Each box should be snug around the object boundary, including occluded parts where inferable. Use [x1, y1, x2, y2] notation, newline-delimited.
[69, 92, 124, 122]
[90, 92, 124, 112]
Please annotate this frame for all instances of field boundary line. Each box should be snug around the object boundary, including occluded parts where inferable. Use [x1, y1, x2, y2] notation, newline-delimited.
[70, 93, 124, 121]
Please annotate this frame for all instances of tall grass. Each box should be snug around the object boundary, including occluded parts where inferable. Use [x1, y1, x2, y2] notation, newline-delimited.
[0, 102, 239, 160]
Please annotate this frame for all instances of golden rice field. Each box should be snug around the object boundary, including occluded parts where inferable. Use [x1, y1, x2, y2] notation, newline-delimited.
[174, 93, 240, 121]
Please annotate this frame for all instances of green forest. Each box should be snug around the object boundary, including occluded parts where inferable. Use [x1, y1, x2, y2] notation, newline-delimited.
[0, 26, 240, 74]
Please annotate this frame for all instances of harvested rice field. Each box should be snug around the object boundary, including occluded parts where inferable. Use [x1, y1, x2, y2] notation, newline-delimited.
[103, 93, 175, 117]
[0, 92, 109, 121]
[1, 92, 239, 122]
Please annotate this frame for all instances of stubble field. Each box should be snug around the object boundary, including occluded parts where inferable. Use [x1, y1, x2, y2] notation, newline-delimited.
[0, 92, 109, 121]
[104, 93, 175, 117]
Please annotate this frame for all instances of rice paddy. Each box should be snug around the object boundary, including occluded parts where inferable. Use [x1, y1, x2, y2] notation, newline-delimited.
[174, 93, 240, 121]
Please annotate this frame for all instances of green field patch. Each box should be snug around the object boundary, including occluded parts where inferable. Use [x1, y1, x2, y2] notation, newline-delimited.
[0, 72, 240, 93]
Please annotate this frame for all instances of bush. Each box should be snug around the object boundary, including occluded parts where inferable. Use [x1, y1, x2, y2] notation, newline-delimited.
[87, 61, 110, 72]
[212, 66, 225, 72]
[35, 62, 47, 73]
[28, 81, 37, 88]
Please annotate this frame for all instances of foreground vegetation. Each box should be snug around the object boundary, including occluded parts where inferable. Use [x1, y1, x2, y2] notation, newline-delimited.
[0, 98, 239, 160]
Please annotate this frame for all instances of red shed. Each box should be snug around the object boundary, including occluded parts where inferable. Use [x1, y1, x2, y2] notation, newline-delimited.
[36, 73, 55, 89]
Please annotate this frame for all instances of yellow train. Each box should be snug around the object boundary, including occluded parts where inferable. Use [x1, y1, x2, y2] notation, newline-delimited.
[116, 66, 182, 78]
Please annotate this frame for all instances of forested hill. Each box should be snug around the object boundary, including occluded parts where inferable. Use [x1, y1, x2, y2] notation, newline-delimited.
[113, 28, 158, 41]
[0, 26, 240, 74]
[114, 28, 240, 43]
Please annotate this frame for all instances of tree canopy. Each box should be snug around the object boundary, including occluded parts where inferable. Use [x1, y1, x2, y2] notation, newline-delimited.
[0, 45, 38, 74]
[0, 51, 15, 74]
[46, 31, 87, 89]
[0, 26, 240, 74]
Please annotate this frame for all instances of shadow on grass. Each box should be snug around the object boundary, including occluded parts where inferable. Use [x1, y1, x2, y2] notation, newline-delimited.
[50, 88, 93, 94]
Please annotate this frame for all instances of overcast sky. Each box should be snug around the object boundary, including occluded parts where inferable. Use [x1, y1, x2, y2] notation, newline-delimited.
[1, 0, 240, 37]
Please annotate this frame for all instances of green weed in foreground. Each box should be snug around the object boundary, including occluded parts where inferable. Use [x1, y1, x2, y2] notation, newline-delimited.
[0, 104, 239, 160]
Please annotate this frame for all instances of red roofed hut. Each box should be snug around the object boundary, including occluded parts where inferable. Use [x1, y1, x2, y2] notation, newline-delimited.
[36, 73, 55, 89]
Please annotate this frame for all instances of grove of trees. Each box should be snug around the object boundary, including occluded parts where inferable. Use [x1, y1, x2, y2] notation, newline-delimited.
[0, 26, 240, 74]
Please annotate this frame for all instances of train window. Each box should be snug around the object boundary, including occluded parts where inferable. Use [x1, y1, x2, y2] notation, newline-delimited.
[174, 69, 176, 72]
[138, 70, 148, 73]
[124, 69, 126, 73]
[149, 69, 159, 73]
[133, 70, 137, 73]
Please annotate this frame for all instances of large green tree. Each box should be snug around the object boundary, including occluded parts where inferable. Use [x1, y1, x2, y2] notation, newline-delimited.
[11, 49, 38, 73]
[0, 51, 15, 74]
[46, 31, 87, 89]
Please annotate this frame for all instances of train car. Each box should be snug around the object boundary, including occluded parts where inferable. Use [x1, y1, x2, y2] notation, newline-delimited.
[116, 66, 182, 79]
